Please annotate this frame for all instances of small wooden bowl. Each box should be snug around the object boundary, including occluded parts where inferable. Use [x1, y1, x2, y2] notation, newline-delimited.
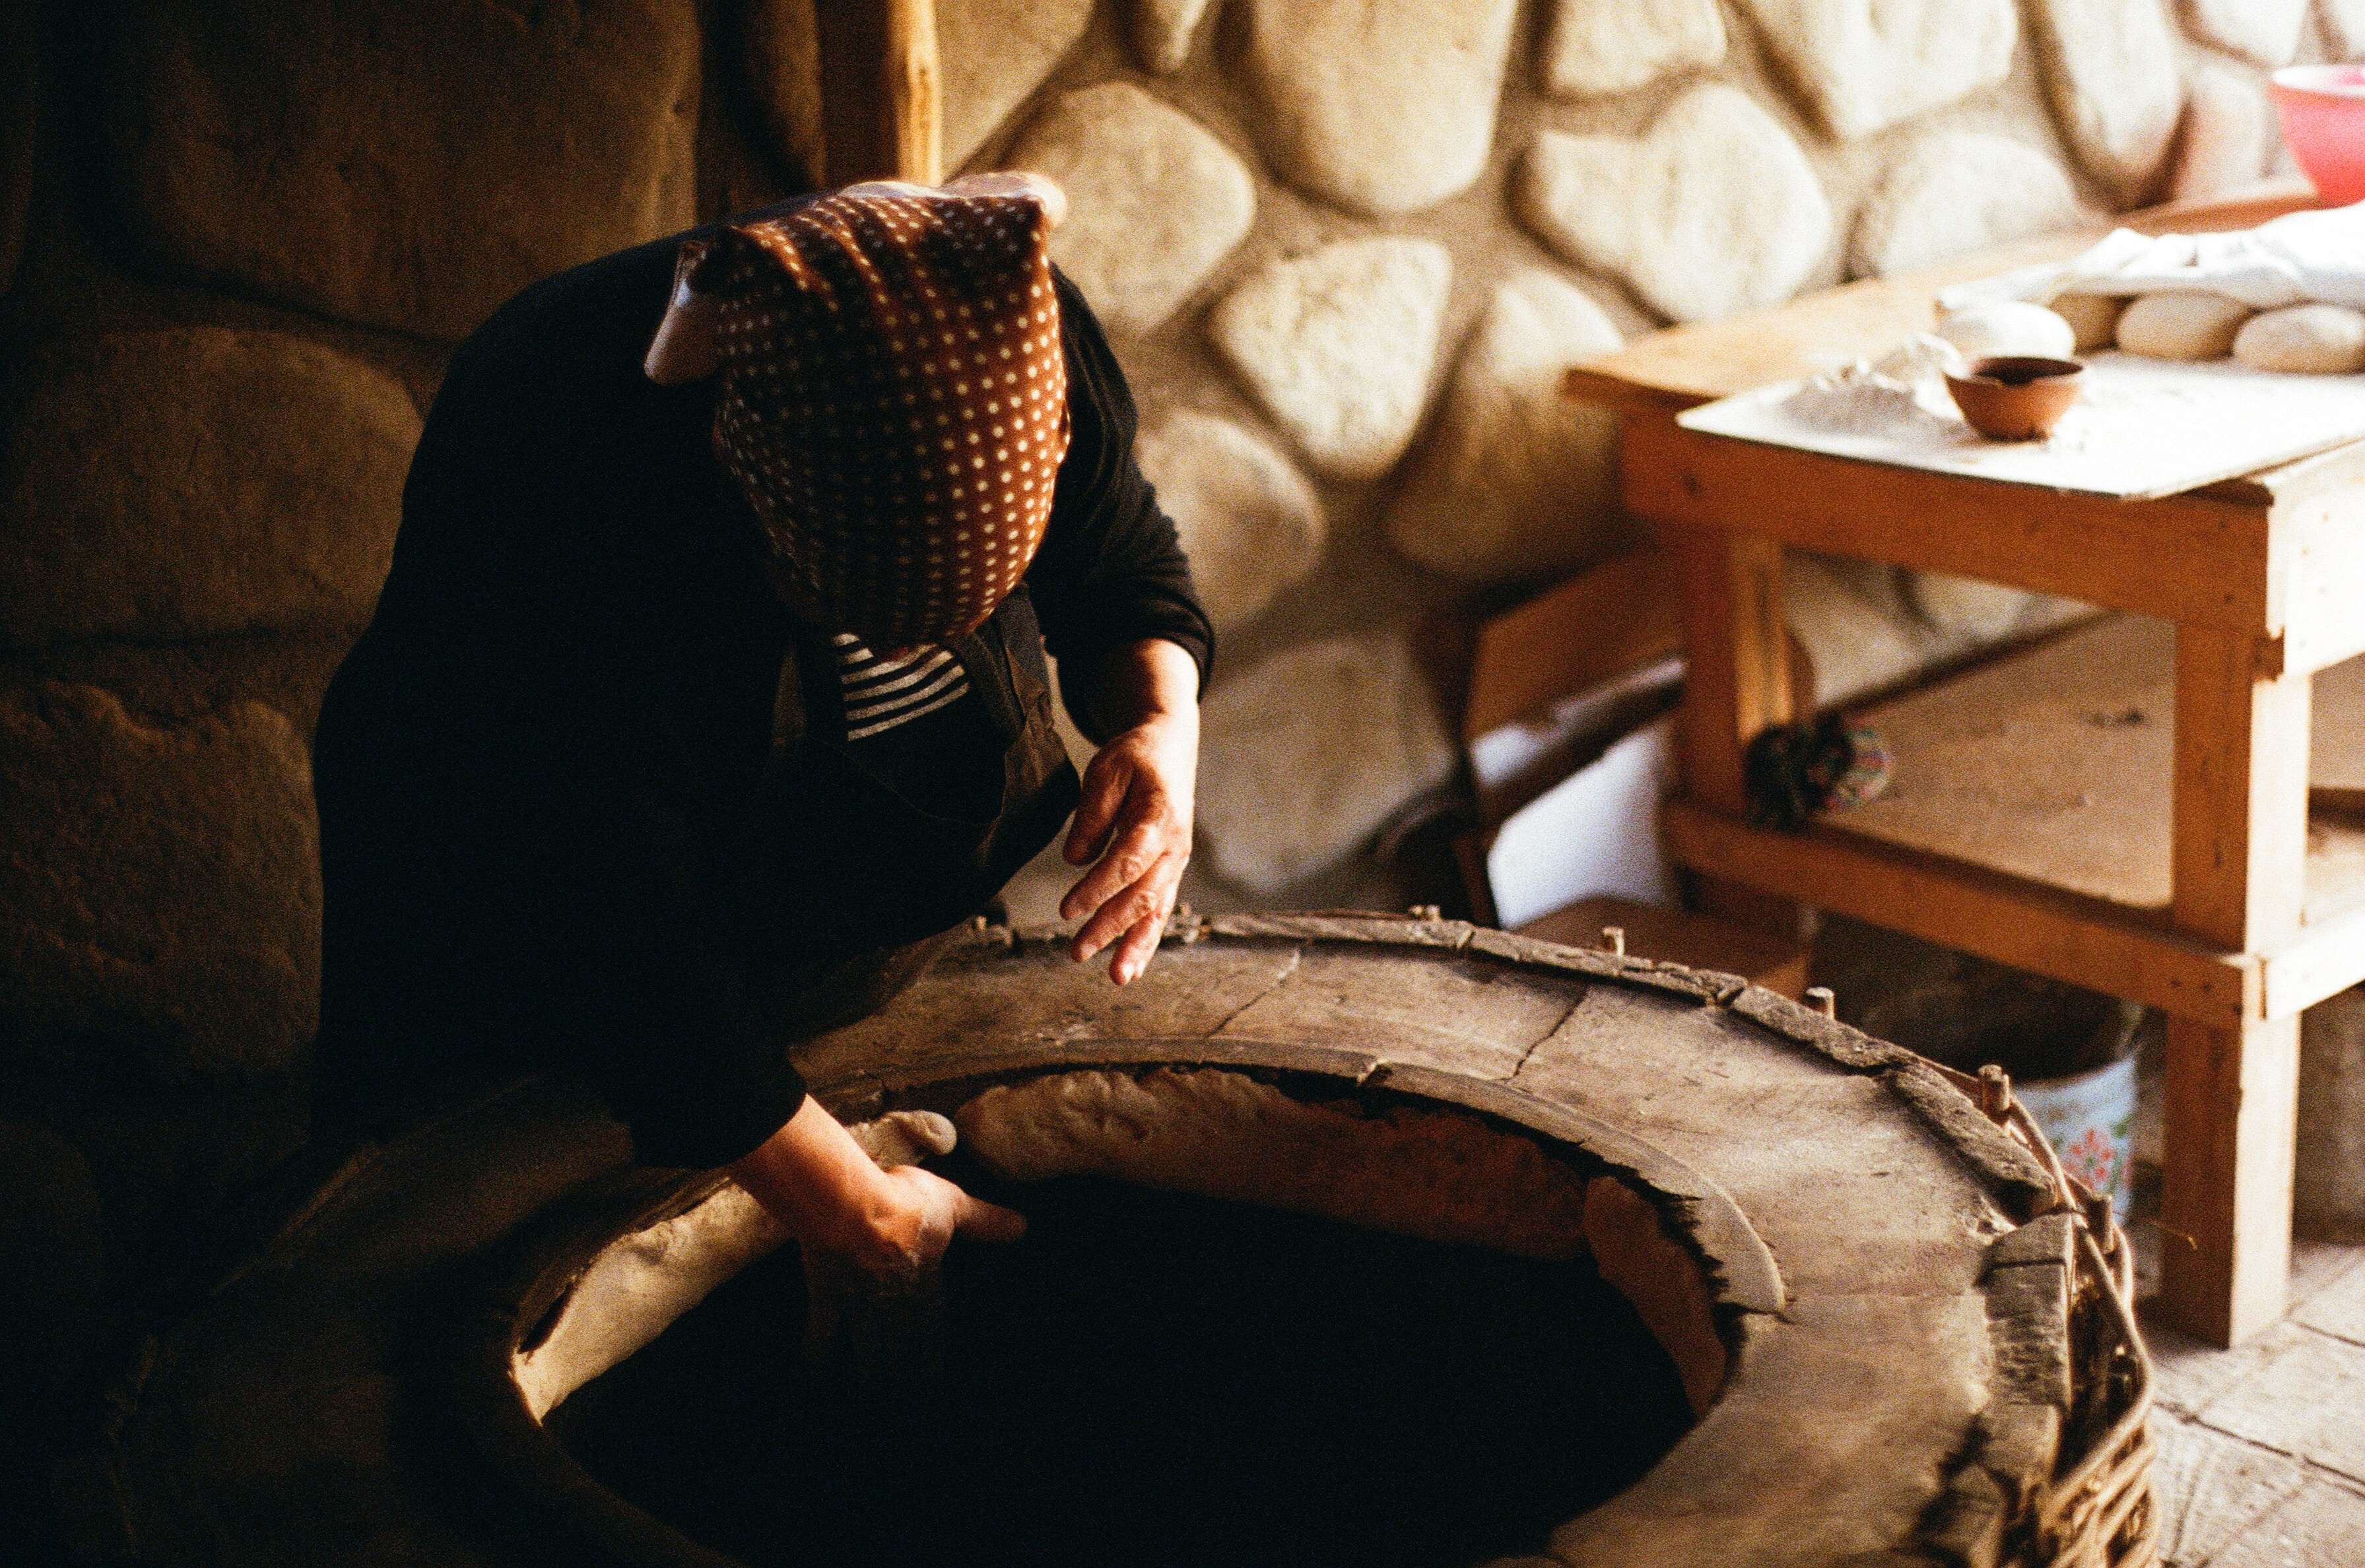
[1945, 355, 2084, 440]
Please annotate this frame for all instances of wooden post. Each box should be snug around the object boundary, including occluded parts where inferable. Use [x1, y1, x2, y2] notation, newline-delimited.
[2160, 625, 2313, 1344]
[2162, 1014, 2302, 1344]
[1671, 525, 1792, 818]
[814, 0, 943, 186]
[2174, 628, 2312, 951]
[1669, 523, 1800, 934]
[884, 0, 943, 185]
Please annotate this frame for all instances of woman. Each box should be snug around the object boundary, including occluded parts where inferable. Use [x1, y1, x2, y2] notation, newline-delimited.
[312, 175, 1211, 1288]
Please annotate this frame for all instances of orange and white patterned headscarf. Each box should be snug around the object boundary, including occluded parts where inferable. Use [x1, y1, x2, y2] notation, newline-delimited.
[687, 187, 1071, 650]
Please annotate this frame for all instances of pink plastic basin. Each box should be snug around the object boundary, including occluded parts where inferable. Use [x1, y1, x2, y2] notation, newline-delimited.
[2273, 65, 2365, 205]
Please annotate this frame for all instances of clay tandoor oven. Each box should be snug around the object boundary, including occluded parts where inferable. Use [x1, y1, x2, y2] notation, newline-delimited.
[88, 914, 2154, 1568]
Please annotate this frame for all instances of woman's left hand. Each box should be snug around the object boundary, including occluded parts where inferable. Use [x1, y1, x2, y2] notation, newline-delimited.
[1060, 643, 1199, 985]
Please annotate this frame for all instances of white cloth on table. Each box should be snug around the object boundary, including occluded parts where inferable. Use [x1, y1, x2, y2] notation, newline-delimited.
[1937, 201, 2365, 313]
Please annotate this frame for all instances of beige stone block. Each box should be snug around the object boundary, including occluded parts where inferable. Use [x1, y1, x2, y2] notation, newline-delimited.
[97, 0, 699, 340]
[1905, 572, 2041, 640]
[940, 0, 1094, 172]
[1196, 635, 1457, 894]
[1849, 132, 2083, 279]
[0, 328, 418, 646]
[1540, 0, 1725, 99]
[1383, 270, 1628, 586]
[1919, 1464, 2009, 1568]
[1130, 0, 1215, 75]
[1133, 409, 1322, 635]
[1208, 237, 1453, 481]
[1737, 0, 2018, 141]
[2182, 0, 2307, 68]
[2325, 0, 2365, 61]
[0, 683, 319, 1082]
[2174, 65, 2275, 203]
[0, 633, 360, 750]
[1008, 84, 1255, 338]
[1514, 84, 1832, 324]
[2029, 0, 2184, 208]
[1236, 0, 1521, 217]
[1786, 552, 1947, 706]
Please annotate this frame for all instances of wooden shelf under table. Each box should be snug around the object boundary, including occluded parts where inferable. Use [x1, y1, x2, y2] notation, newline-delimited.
[1665, 614, 2365, 1031]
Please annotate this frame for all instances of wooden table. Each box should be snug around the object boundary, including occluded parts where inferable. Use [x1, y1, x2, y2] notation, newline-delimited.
[1568, 182, 2365, 1345]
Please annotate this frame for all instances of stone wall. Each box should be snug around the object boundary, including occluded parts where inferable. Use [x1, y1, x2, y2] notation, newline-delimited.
[0, 0, 2345, 1454]
[0, 1, 758, 1458]
[958, 0, 2323, 910]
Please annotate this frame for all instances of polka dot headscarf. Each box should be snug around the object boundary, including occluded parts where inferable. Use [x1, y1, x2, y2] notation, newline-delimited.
[698, 189, 1071, 650]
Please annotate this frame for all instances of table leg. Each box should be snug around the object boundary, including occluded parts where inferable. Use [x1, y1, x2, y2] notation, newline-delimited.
[1671, 525, 1792, 818]
[2161, 1014, 2302, 1345]
[1669, 525, 1799, 937]
[2160, 626, 2312, 1344]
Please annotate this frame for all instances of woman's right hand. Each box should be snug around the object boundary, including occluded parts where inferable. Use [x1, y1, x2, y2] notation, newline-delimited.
[731, 1097, 1024, 1369]
[728, 1095, 1025, 1283]
[825, 1160, 1028, 1280]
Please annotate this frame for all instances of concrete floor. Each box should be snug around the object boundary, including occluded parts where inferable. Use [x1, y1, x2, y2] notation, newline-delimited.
[2139, 1239, 2365, 1565]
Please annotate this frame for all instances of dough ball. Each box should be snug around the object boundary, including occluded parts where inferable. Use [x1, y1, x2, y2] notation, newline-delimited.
[1936, 301, 2076, 362]
[2232, 304, 2365, 374]
[2049, 292, 2126, 353]
[2114, 291, 2254, 360]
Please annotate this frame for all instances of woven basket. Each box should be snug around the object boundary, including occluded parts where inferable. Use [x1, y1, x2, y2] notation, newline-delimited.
[1936, 1061, 2158, 1568]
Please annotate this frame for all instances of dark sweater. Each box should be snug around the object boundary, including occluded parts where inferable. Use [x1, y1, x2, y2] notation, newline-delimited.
[312, 209, 1211, 1167]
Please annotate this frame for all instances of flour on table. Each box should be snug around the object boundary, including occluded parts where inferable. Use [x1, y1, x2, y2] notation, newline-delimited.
[1696, 346, 2365, 498]
[1782, 333, 1967, 437]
